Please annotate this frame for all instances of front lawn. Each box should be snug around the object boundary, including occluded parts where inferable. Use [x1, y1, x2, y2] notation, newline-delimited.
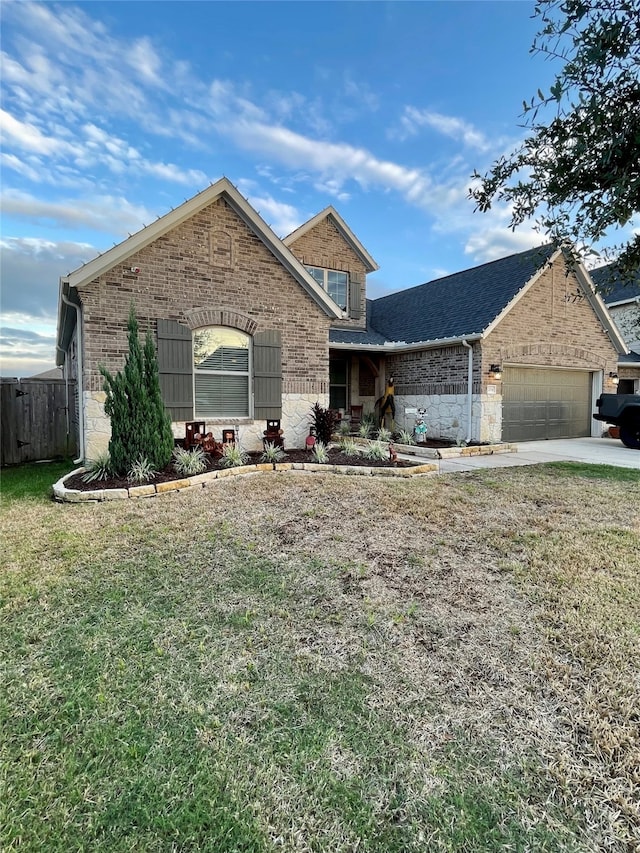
[1, 464, 638, 851]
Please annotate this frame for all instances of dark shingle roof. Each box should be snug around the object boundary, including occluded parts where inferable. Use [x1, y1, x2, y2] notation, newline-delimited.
[329, 301, 389, 346]
[590, 264, 640, 304]
[368, 244, 557, 344]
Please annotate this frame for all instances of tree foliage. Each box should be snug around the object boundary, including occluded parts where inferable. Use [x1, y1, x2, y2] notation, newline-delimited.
[470, 0, 640, 283]
[100, 306, 174, 475]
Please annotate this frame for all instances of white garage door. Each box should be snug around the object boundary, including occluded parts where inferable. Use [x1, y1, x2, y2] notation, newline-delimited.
[502, 367, 591, 442]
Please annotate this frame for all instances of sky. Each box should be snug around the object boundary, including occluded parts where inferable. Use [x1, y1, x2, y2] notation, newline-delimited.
[1, 0, 566, 377]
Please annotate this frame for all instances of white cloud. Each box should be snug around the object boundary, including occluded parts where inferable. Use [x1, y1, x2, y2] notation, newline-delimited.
[0, 237, 99, 318]
[1, 190, 154, 235]
[235, 181, 302, 236]
[0, 152, 42, 182]
[395, 107, 493, 151]
[0, 109, 78, 156]
[127, 37, 163, 85]
[464, 227, 547, 264]
[0, 321, 58, 378]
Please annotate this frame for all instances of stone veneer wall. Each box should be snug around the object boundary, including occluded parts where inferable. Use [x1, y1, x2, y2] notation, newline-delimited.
[394, 393, 501, 445]
[84, 392, 327, 461]
[77, 196, 332, 460]
[608, 302, 640, 354]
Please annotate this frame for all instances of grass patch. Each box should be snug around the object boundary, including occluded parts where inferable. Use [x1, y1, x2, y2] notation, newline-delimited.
[0, 460, 74, 504]
[543, 461, 640, 482]
[1, 466, 638, 851]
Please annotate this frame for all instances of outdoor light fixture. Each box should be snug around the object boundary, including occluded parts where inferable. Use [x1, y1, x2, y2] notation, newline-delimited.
[609, 372, 619, 385]
[489, 364, 502, 380]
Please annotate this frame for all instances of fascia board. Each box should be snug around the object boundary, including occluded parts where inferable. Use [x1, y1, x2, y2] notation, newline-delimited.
[284, 206, 379, 272]
[575, 265, 629, 353]
[330, 333, 483, 353]
[606, 296, 640, 308]
[63, 177, 340, 319]
[482, 247, 563, 338]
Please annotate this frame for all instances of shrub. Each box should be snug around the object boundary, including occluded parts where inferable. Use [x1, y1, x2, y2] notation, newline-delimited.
[377, 426, 392, 442]
[100, 305, 174, 476]
[358, 422, 372, 439]
[338, 437, 360, 457]
[261, 442, 286, 464]
[173, 446, 207, 477]
[397, 429, 416, 446]
[82, 451, 113, 483]
[338, 420, 351, 436]
[220, 444, 249, 468]
[127, 456, 157, 484]
[364, 441, 387, 461]
[311, 442, 329, 463]
[310, 403, 336, 446]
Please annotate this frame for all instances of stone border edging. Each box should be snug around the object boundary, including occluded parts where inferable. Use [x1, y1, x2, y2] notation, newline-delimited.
[53, 460, 439, 503]
[350, 437, 518, 460]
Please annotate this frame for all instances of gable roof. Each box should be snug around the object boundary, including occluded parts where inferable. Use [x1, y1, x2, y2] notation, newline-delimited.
[58, 176, 341, 313]
[368, 244, 559, 346]
[590, 263, 640, 306]
[283, 206, 379, 273]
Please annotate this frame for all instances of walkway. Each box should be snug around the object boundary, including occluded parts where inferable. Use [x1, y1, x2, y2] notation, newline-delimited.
[436, 437, 640, 474]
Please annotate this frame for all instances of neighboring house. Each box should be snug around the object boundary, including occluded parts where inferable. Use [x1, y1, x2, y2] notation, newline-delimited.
[56, 177, 626, 460]
[28, 367, 64, 380]
[591, 264, 640, 393]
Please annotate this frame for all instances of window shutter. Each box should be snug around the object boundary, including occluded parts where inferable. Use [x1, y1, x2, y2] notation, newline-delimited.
[349, 274, 363, 319]
[157, 319, 193, 420]
[253, 330, 282, 419]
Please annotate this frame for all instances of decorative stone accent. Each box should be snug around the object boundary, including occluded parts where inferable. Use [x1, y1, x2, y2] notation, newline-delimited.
[53, 457, 438, 503]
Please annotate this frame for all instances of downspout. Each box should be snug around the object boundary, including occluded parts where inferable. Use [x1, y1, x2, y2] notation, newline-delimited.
[60, 288, 84, 464]
[56, 344, 70, 446]
[461, 339, 473, 444]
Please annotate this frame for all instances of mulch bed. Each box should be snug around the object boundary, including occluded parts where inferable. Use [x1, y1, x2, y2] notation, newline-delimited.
[63, 446, 432, 493]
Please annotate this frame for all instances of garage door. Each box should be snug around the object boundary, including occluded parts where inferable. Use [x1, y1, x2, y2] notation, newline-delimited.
[502, 367, 591, 442]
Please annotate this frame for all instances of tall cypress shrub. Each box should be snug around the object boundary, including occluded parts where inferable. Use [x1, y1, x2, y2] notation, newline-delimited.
[101, 305, 174, 475]
[143, 327, 175, 468]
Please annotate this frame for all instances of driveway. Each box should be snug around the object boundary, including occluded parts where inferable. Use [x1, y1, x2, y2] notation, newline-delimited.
[437, 437, 640, 474]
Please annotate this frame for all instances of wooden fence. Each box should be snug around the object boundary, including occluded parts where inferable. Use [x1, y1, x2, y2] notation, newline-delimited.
[1, 378, 77, 466]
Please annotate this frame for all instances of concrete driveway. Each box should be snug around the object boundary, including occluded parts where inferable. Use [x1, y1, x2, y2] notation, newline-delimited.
[437, 437, 640, 474]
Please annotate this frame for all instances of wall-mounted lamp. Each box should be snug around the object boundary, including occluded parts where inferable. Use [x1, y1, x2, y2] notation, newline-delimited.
[489, 364, 502, 381]
[609, 372, 619, 386]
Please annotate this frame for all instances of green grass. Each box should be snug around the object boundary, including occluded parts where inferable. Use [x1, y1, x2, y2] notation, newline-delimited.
[1, 464, 638, 851]
[543, 461, 640, 482]
[0, 460, 74, 504]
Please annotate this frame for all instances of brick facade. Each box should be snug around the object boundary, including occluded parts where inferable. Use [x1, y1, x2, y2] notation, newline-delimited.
[78, 197, 331, 396]
[76, 197, 333, 456]
[484, 255, 619, 391]
[286, 216, 368, 330]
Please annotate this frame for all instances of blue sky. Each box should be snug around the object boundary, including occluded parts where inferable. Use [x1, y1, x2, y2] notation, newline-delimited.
[1, 0, 560, 377]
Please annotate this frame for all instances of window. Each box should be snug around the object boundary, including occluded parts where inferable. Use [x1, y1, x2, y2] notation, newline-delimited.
[157, 320, 282, 422]
[306, 266, 349, 311]
[193, 327, 250, 417]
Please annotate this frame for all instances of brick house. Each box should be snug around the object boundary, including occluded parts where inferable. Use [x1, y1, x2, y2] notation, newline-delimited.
[56, 178, 626, 460]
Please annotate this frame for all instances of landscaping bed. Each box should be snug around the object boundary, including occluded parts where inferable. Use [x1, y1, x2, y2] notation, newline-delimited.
[62, 447, 426, 493]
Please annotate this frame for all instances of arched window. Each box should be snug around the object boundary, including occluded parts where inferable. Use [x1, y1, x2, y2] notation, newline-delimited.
[193, 327, 250, 417]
